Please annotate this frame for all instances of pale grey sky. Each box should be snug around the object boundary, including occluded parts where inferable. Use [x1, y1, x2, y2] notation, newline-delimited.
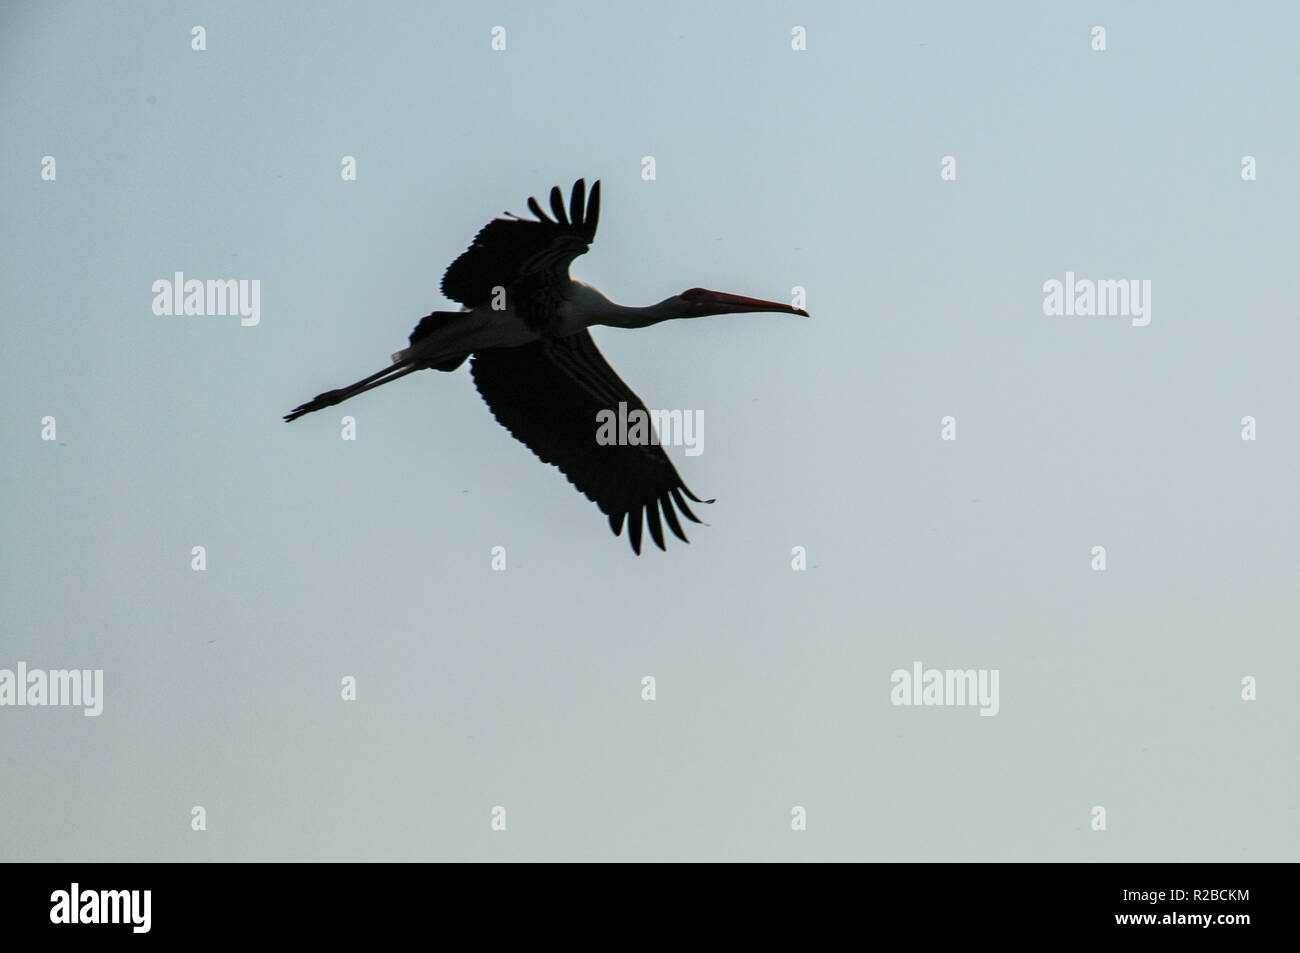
[1, 1, 1296, 860]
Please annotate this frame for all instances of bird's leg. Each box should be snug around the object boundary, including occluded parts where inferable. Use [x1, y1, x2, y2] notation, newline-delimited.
[284, 361, 421, 422]
[287, 313, 494, 422]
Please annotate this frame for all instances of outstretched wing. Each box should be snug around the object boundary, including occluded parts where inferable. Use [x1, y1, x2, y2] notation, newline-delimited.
[469, 330, 710, 554]
[441, 179, 600, 309]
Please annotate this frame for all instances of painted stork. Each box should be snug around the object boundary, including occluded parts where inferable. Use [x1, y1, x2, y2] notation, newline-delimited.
[285, 179, 807, 553]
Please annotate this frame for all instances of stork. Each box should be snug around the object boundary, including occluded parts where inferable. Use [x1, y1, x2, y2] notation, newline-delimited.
[285, 179, 808, 553]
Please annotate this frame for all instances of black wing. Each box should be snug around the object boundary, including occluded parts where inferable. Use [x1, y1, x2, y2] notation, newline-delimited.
[470, 331, 710, 554]
[441, 179, 600, 308]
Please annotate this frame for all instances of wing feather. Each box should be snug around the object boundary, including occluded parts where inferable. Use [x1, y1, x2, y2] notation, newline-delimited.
[469, 330, 709, 553]
[549, 186, 568, 225]
[441, 179, 600, 308]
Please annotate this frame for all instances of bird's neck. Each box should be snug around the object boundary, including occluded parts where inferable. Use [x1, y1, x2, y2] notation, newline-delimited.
[601, 298, 684, 329]
[570, 285, 680, 329]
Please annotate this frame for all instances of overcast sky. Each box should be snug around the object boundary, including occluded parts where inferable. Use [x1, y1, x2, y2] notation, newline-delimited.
[2, 1, 1296, 860]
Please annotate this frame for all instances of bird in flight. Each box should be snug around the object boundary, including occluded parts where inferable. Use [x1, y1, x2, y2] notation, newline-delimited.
[285, 179, 807, 553]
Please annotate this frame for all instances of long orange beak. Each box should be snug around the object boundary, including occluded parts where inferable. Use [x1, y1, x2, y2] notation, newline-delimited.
[693, 289, 810, 317]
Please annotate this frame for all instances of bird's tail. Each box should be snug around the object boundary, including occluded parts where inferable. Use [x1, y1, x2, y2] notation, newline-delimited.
[283, 359, 421, 422]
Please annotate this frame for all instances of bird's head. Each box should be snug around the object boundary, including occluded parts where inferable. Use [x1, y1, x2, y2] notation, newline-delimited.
[674, 287, 810, 318]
